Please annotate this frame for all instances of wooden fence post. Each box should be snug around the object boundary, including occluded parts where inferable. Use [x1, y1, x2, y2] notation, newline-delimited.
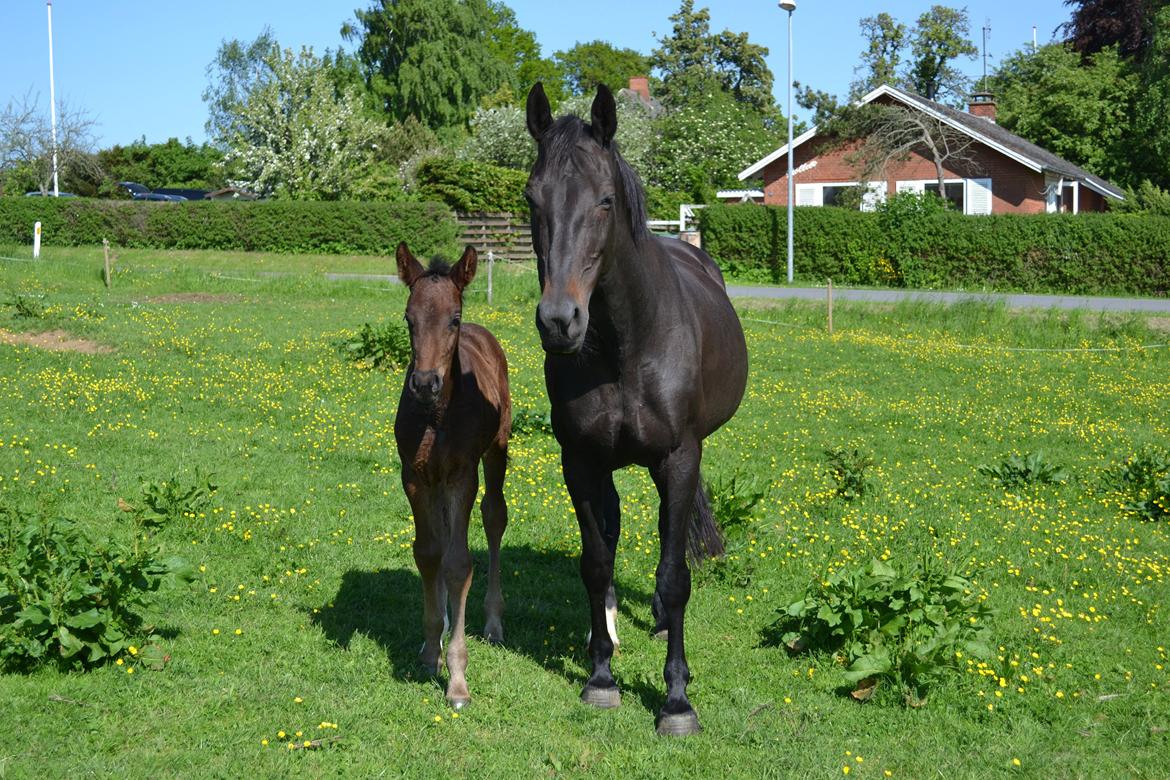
[103, 239, 111, 289]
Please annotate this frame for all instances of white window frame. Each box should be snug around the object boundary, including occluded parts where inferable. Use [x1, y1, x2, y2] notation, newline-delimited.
[794, 181, 885, 211]
[1045, 175, 1080, 214]
[895, 177, 993, 215]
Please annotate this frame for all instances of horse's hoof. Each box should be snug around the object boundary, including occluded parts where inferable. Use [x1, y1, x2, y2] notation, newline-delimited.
[448, 696, 471, 711]
[484, 626, 504, 645]
[652, 628, 668, 641]
[656, 710, 702, 736]
[580, 685, 621, 709]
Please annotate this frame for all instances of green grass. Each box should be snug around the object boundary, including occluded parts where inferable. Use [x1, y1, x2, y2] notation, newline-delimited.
[2, 245, 1168, 778]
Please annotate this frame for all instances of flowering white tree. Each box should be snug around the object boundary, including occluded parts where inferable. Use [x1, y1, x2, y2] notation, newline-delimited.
[220, 47, 384, 200]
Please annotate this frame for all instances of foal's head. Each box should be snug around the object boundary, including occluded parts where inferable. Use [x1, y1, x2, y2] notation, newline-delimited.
[525, 82, 649, 354]
[397, 242, 477, 407]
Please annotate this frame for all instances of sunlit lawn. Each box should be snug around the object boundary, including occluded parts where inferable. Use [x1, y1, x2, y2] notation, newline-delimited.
[2, 244, 1168, 777]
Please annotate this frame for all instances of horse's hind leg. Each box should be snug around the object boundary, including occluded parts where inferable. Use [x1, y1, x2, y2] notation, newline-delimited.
[442, 477, 478, 709]
[481, 441, 508, 644]
[649, 439, 703, 736]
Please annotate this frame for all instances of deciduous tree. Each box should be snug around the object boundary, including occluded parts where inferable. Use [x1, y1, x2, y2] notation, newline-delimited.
[555, 41, 651, 97]
[0, 90, 100, 196]
[906, 5, 978, 103]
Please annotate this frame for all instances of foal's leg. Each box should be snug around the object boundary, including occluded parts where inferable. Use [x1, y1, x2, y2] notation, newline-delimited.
[563, 452, 621, 708]
[408, 483, 445, 676]
[649, 439, 703, 736]
[441, 474, 478, 709]
[481, 441, 508, 644]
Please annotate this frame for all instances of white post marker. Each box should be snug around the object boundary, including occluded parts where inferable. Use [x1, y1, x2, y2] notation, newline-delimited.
[487, 250, 494, 306]
[33, 222, 42, 259]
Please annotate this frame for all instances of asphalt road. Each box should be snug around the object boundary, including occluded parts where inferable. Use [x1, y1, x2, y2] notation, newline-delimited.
[725, 284, 1170, 313]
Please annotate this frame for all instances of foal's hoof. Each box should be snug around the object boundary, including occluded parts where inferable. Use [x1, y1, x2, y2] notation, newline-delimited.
[656, 710, 702, 737]
[580, 685, 621, 709]
[447, 696, 471, 711]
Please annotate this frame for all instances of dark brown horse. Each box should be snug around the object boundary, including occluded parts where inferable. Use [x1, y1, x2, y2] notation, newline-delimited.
[393, 242, 510, 709]
[525, 84, 748, 735]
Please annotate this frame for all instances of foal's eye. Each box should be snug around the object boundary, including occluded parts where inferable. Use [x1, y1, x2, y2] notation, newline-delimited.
[450, 314, 461, 328]
[599, 195, 614, 210]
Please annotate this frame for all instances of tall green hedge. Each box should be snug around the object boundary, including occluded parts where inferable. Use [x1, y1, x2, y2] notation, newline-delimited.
[0, 198, 459, 256]
[698, 204, 1170, 297]
[415, 157, 529, 215]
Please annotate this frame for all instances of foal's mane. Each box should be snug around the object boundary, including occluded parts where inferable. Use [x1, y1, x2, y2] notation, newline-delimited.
[539, 115, 651, 245]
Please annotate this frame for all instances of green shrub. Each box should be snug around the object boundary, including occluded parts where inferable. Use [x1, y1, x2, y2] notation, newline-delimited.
[705, 472, 766, 537]
[334, 322, 412, 371]
[0, 506, 194, 671]
[414, 157, 529, 216]
[0, 198, 459, 256]
[775, 557, 994, 705]
[697, 203, 1170, 296]
[978, 452, 1068, 488]
[510, 407, 552, 437]
[1103, 447, 1170, 521]
[139, 469, 218, 522]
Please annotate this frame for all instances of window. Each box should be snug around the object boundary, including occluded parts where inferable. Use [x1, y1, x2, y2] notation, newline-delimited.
[896, 178, 993, 215]
[795, 182, 885, 211]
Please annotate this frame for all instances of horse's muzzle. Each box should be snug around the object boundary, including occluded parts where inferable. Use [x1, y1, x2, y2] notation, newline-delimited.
[536, 298, 586, 354]
[408, 369, 442, 405]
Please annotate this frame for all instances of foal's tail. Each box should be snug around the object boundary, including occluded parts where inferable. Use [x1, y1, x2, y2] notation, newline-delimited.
[687, 479, 725, 563]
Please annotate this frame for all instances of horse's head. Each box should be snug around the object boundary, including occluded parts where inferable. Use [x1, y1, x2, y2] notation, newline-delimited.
[526, 82, 645, 354]
[397, 241, 476, 407]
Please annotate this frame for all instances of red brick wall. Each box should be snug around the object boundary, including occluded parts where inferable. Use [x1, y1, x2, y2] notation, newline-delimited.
[759, 136, 1063, 213]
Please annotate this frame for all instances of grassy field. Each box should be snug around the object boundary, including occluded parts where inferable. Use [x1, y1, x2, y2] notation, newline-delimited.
[1, 244, 1168, 778]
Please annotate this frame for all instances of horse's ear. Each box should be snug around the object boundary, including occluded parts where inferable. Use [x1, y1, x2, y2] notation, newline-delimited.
[526, 82, 553, 140]
[396, 241, 425, 287]
[590, 84, 617, 146]
[451, 245, 478, 291]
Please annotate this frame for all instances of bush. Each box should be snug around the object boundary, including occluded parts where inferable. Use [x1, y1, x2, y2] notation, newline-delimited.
[697, 203, 1170, 296]
[0, 506, 194, 671]
[775, 557, 994, 705]
[0, 198, 459, 256]
[414, 157, 529, 216]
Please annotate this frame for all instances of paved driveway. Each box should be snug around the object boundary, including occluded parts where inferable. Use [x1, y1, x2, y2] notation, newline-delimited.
[726, 285, 1170, 313]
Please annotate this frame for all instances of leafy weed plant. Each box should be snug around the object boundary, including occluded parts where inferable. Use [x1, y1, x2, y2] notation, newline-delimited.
[1104, 447, 1170, 521]
[706, 472, 767, 538]
[0, 505, 194, 671]
[335, 321, 411, 370]
[776, 557, 994, 705]
[824, 446, 876, 501]
[139, 469, 218, 522]
[978, 451, 1068, 489]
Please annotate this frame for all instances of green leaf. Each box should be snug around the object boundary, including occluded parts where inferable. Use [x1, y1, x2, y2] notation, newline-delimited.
[843, 651, 891, 682]
[65, 609, 103, 630]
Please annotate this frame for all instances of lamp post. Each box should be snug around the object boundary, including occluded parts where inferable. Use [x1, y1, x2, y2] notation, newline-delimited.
[47, 0, 60, 198]
[779, 0, 796, 283]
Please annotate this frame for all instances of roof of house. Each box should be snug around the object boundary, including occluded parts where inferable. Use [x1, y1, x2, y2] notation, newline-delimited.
[738, 84, 1125, 201]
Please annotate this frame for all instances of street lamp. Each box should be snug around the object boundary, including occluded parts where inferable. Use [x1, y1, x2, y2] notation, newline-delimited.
[779, 0, 795, 283]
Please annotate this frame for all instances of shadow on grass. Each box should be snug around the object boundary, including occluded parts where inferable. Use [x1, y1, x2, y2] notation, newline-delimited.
[309, 543, 654, 687]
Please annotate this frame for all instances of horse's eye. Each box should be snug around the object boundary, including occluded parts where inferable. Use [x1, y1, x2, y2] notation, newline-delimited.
[599, 195, 614, 209]
[450, 314, 461, 328]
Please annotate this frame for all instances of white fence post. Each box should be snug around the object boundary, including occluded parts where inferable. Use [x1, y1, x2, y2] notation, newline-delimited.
[487, 250, 494, 306]
[33, 222, 42, 259]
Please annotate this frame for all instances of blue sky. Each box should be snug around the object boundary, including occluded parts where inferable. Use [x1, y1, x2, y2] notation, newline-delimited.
[2, 1, 1074, 148]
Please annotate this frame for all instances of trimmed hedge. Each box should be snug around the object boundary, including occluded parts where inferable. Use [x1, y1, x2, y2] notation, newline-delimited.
[698, 204, 1170, 297]
[0, 198, 459, 256]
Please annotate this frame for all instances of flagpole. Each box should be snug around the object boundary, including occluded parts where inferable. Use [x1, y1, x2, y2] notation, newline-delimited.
[47, 0, 60, 197]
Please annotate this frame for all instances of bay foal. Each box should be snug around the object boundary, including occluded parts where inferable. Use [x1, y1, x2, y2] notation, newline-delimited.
[393, 242, 510, 709]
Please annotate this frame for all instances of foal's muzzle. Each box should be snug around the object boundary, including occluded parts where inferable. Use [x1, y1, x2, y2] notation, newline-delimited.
[536, 297, 586, 354]
[408, 369, 442, 405]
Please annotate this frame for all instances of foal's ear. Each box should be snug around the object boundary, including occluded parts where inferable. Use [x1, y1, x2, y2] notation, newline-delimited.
[590, 84, 617, 146]
[451, 245, 478, 291]
[395, 241, 425, 287]
[526, 82, 553, 140]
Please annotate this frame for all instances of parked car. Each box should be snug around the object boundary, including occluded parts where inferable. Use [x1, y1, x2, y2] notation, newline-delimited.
[24, 191, 79, 197]
[118, 181, 186, 201]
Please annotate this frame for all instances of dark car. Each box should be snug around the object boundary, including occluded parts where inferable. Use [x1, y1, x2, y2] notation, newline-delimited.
[119, 181, 150, 197]
[24, 191, 79, 197]
[133, 192, 187, 202]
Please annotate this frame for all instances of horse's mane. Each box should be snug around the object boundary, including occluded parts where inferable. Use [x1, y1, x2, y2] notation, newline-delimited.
[539, 115, 651, 245]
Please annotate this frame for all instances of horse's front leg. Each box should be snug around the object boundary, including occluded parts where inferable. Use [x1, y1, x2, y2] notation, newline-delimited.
[650, 438, 702, 736]
[406, 479, 446, 676]
[563, 451, 621, 708]
[441, 473, 478, 709]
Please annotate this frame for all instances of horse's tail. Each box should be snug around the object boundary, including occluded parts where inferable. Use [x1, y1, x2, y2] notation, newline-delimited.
[686, 478, 724, 563]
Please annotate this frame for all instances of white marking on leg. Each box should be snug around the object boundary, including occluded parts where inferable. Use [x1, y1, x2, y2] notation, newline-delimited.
[605, 602, 620, 647]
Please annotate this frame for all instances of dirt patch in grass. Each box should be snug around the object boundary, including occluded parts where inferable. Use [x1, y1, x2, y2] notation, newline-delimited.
[0, 328, 114, 354]
[1145, 317, 1170, 334]
[143, 293, 244, 305]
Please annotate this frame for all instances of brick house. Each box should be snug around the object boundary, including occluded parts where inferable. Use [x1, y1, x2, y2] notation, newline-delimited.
[738, 84, 1125, 214]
